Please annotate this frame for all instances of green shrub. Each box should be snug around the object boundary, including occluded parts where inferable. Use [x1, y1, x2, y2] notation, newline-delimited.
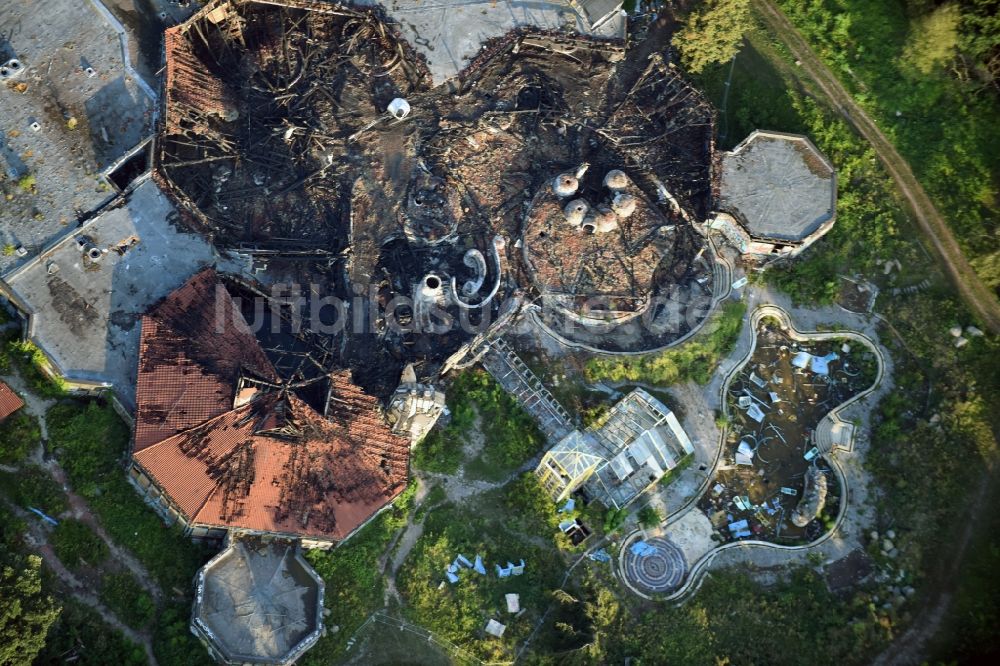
[99, 572, 155, 630]
[603, 506, 627, 534]
[0, 410, 39, 464]
[17, 174, 36, 192]
[0, 466, 68, 516]
[46, 401, 127, 490]
[586, 301, 747, 386]
[51, 519, 108, 570]
[6, 340, 65, 398]
[153, 601, 213, 666]
[636, 505, 663, 529]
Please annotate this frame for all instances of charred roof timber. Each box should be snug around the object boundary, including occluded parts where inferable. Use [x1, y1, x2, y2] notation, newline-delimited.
[155, 1, 721, 360]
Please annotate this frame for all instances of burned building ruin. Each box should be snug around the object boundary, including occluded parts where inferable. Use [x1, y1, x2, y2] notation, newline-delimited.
[129, 269, 411, 547]
[155, 0, 721, 369]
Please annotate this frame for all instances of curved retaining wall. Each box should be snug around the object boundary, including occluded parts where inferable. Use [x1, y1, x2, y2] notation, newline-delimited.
[617, 304, 887, 602]
[529, 236, 734, 356]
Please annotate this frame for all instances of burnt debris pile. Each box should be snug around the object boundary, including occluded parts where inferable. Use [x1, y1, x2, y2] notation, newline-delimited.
[157, 0, 720, 385]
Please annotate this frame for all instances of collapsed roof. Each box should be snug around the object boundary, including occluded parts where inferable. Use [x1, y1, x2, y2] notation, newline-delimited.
[536, 388, 694, 509]
[156, 0, 719, 362]
[132, 269, 410, 541]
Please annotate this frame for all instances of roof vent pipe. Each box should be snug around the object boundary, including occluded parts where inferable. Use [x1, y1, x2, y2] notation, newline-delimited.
[551, 163, 589, 198]
[388, 98, 411, 119]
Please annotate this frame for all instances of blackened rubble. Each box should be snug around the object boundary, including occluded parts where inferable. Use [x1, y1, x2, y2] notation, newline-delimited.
[157, 0, 719, 390]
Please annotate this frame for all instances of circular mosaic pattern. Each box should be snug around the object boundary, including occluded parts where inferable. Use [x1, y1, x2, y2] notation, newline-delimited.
[623, 537, 687, 594]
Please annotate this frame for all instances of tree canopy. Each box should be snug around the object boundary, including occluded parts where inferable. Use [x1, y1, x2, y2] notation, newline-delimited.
[673, 0, 751, 73]
[0, 551, 61, 665]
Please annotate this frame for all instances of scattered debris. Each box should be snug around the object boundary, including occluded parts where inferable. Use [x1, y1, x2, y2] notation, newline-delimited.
[484, 619, 506, 638]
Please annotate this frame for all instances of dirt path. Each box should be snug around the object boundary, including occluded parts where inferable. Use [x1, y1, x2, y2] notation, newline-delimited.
[2, 363, 166, 661]
[749, 3, 1000, 656]
[42, 460, 165, 606]
[6, 501, 159, 666]
[753, 0, 1000, 334]
[872, 467, 995, 666]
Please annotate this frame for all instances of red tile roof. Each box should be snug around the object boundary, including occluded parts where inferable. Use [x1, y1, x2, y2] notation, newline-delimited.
[0, 381, 24, 422]
[163, 25, 238, 133]
[134, 268, 277, 450]
[132, 271, 410, 541]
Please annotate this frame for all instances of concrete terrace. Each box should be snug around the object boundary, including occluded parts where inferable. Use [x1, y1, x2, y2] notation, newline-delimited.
[0, 0, 155, 273]
[1, 178, 216, 408]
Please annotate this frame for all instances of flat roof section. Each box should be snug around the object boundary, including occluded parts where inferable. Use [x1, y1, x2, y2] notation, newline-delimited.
[0, 0, 154, 273]
[2, 179, 215, 407]
[193, 540, 324, 665]
[719, 131, 836, 243]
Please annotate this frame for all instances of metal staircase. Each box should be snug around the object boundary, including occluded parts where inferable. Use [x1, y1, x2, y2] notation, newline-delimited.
[482, 337, 574, 443]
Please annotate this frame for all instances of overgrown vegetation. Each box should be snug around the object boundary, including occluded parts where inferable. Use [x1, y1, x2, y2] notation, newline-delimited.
[414, 369, 546, 481]
[396, 475, 563, 663]
[689, 7, 1000, 659]
[34, 600, 146, 666]
[5, 339, 66, 398]
[0, 466, 69, 516]
[774, 0, 1000, 291]
[636, 505, 663, 529]
[301, 481, 418, 664]
[585, 300, 747, 385]
[536, 568, 891, 663]
[674, 0, 751, 73]
[0, 409, 39, 464]
[46, 399, 212, 665]
[0, 505, 61, 665]
[51, 519, 108, 570]
[99, 572, 155, 631]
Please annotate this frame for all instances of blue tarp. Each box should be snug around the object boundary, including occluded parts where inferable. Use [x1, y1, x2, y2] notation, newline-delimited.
[456, 554, 473, 568]
[728, 519, 749, 532]
[588, 549, 612, 562]
[511, 559, 525, 576]
[28, 507, 58, 526]
[733, 529, 752, 539]
[447, 563, 458, 574]
[446, 571, 460, 584]
[496, 564, 512, 578]
[559, 498, 576, 513]
[473, 555, 486, 575]
[629, 541, 659, 557]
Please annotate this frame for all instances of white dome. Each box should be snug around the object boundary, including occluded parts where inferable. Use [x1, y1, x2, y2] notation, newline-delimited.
[603, 169, 629, 191]
[611, 192, 637, 218]
[563, 199, 590, 226]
